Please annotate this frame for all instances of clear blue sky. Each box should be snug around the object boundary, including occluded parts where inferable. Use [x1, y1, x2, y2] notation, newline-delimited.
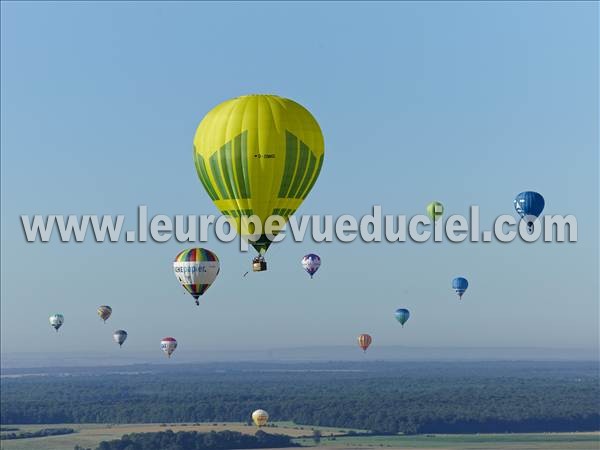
[1, 2, 598, 357]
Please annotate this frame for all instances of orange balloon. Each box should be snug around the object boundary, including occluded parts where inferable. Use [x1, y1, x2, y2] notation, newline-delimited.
[357, 334, 372, 352]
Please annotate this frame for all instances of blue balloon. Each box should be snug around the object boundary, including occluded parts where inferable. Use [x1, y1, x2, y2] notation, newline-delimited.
[514, 191, 545, 232]
[394, 308, 410, 327]
[452, 277, 469, 299]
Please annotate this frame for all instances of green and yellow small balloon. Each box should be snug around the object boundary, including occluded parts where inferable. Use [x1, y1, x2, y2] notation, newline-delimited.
[426, 201, 444, 222]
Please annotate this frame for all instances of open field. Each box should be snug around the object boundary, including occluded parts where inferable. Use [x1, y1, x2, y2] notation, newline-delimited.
[0, 422, 353, 450]
[1, 424, 598, 450]
[296, 432, 600, 449]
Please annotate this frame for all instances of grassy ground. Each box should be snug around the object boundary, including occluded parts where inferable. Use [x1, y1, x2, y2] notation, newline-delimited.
[296, 432, 600, 449]
[0, 423, 598, 450]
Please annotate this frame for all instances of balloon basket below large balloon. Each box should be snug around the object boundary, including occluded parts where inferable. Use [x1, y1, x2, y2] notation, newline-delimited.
[252, 257, 267, 272]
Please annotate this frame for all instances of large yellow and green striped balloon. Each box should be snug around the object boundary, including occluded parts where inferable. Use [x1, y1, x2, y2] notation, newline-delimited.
[193, 95, 325, 254]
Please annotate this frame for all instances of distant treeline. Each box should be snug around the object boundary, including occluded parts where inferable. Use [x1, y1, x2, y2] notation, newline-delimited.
[2, 361, 599, 435]
[90, 430, 297, 450]
[0, 427, 75, 440]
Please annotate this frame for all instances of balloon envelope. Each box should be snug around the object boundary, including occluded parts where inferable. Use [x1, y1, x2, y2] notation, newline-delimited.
[394, 308, 410, 326]
[173, 248, 220, 304]
[97, 305, 112, 322]
[452, 277, 469, 299]
[514, 191, 545, 231]
[193, 95, 325, 255]
[49, 314, 64, 332]
[426, 201, 444, 222]
[301, 253, 321, 278]
[357, 333, 372, 352]
[252, 409, 269, 427]
[113, 330, 127, 347]
[160, 337, 178, 358]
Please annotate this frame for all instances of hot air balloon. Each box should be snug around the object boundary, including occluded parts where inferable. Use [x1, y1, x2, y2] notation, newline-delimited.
[173, 248, 220, 306]
[427, 201, 444, 222]
[193, 95, 325, 272]
[452, 277, 469, 300]
[97, 305, 112, 323]
[113, 330, 127, 347]
[514, 191, 545, 233]
[160, 337, 177, 358]
[301, 253, 321, 278]
[357, 333, 372, 352]
[252, 409, 269, 427]
[394, 308, 410, 327]
[49, 314, 64, 332]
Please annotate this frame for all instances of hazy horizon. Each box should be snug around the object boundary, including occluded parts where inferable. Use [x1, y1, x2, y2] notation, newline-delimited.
[2, 344, 598, 370]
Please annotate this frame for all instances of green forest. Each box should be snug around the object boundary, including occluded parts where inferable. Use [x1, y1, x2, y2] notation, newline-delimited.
[0, 427, 75, 440]
[84, 430, 297, 450]
[1, 361, 598, 435]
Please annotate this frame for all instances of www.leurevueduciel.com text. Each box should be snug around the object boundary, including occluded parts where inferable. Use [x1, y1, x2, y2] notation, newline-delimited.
[20, 205, 577, 250]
